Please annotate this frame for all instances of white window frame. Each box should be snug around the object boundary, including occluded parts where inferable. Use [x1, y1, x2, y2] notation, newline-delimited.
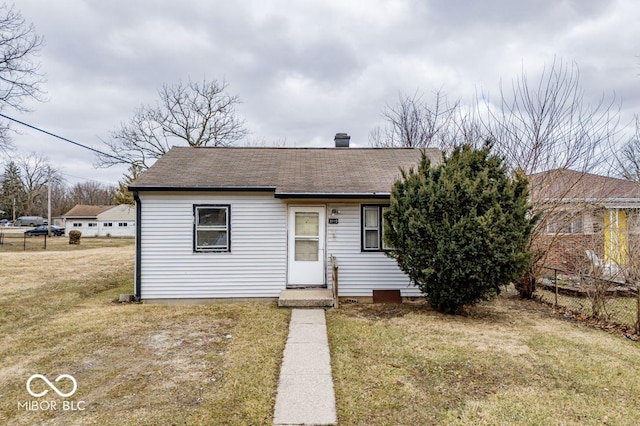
[88, 222, 97, 228]
[118, 222, 128, 227]
[104, 222, 113, 227]
[193, 205, 230, 253]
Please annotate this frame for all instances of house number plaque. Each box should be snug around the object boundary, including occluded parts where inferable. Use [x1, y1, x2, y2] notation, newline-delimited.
[328, 218, 339, 224]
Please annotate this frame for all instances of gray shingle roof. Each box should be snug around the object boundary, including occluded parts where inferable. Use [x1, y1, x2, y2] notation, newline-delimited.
[529, 169, 640, 201]
[130, 147, 440, 197]
[62, 204, 115, 218]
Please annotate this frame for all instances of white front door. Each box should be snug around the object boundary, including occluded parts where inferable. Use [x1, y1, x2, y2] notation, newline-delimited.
[287, 206, 325, 286]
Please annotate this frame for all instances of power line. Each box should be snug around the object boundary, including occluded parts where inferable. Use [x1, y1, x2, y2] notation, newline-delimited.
[0, 112, 127, 163]
[59, 171, 119, 186]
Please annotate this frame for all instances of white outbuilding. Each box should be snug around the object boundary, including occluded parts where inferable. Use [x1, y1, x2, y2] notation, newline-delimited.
[62, 204, 135, 237]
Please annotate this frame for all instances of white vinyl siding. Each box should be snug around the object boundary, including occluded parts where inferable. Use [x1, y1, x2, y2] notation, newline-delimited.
[327, 202, 417, 297]
[138, 192, 287, 299]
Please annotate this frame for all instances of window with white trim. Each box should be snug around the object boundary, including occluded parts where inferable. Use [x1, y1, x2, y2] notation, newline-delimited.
[104, 222, 113, 227]
[73, 223, 82, 227]
[118, 222, 128, 227]
[194, 205, 230, 252]
[361, 205, 392, 251]
[88, 222, 97, 227]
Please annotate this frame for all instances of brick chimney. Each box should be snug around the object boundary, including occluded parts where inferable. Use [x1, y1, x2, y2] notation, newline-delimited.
[334, 133, 350, 148]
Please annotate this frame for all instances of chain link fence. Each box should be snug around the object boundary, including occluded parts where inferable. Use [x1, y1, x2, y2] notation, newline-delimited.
[0, 231, 48, 250]
[535, 266, 640, 334]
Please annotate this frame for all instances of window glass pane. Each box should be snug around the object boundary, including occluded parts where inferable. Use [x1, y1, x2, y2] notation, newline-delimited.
[381, 207, 392, 249]
[197, 230, 228, 248]
[365, 229, 379, 249]
[295, 239, 318, 261]
[364, 207, 378, 228]
[198, 208, 227, 227]
[571, 215, 583, 233]
[295, 212, 319, 236]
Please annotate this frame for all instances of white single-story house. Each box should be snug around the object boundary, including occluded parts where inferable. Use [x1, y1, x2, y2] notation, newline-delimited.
[129, 136, 440, 302]
[62, 204, 136, 237]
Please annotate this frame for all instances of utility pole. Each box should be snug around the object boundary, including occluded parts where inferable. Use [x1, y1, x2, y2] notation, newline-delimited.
[47, 166, 52, 237]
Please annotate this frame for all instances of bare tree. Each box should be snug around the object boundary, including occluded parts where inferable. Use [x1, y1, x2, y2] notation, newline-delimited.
[482, 60, 619, 176]
[49, 180, 72, 217]
[369, 90, 479, 150]
[482, 59, 621, 298]
[98, 79, 248, 169]
[615, 116, 640, 181]
[14, 153, 60, 216]
[241, 136, 288, 147]
[0, 4, 46, 151]
[68, 181, 115, 205]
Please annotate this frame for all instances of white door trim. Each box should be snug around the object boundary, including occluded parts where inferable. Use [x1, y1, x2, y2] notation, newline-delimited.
[287, 205, 326, 287]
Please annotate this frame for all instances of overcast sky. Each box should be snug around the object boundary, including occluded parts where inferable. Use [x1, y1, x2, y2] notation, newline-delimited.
[4, 0, 640, 185]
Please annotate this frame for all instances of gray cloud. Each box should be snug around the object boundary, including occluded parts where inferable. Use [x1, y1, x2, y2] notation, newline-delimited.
[4, 0, 639, 184]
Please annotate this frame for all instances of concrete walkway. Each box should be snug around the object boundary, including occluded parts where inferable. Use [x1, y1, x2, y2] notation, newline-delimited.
[273, 309, 337, 426]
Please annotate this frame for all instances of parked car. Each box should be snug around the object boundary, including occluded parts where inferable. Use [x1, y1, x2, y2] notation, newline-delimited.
[15, 216, 45, 226]
[24, 225, 65, 236]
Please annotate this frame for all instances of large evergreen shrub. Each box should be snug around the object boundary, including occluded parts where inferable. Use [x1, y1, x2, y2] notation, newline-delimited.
[384, 144, 534, 314]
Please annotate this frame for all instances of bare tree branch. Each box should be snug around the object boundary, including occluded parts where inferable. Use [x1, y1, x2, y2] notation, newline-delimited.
[369, 90, 480, 151]
[0, 4, 46, 151]
[482, 59, 620, 175]
[615, 116, 640, 181]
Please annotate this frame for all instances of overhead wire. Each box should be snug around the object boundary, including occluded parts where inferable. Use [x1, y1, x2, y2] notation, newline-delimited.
[58, 171, 119, 186]
[0, 112, 127, 163]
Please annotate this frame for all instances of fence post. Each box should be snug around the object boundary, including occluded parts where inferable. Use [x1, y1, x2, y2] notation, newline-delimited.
[636, 285, 640, 335]
[331, 255, 339, 308]
[23, 233, 26, 251]
[554, 268, 558, 308]
[44, 234, 47, 250]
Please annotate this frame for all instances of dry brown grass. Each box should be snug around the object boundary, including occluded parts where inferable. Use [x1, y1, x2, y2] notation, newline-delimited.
[327, 297, 640, 425]
[6, 237, 639, 425]
[0, 240, 290, 425]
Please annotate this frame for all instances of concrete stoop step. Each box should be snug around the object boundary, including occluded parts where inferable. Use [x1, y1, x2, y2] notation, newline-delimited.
[278, 289, 334, 308]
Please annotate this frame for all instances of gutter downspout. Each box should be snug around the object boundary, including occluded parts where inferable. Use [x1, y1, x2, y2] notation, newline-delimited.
[133, 191, 142, 301]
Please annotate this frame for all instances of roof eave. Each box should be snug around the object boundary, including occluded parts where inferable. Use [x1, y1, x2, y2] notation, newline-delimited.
[128, 185, 277, 192]
[274, 192, 391, 199]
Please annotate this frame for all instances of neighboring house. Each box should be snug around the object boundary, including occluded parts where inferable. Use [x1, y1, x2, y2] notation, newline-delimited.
[62, 204, 136, 237]
[529, 169, 640, 273]
[129, 137, 440, 302]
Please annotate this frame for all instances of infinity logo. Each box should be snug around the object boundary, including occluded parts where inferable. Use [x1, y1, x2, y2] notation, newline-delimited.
[26, 374, 78, 398]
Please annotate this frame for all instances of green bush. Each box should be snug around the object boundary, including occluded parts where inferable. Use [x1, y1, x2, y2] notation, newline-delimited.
[69, 230, 82, 245]
[384, 144, 534, 314]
